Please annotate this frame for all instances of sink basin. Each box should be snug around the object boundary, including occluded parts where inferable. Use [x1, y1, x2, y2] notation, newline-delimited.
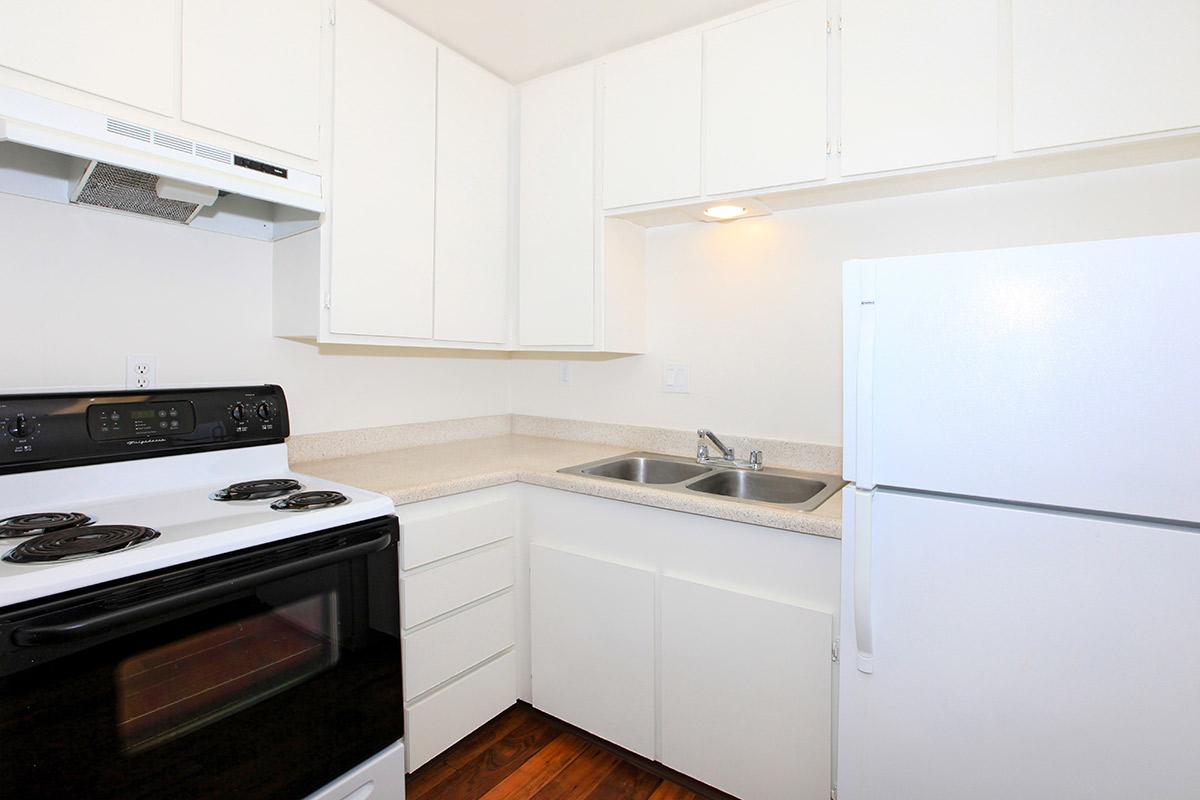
[562, 451, 845, 512]
[686, 470, 827, 506]
[581, 456, 709, 484]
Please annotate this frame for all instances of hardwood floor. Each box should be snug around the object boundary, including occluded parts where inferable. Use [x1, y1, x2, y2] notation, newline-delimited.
[407, 704, 710, 800]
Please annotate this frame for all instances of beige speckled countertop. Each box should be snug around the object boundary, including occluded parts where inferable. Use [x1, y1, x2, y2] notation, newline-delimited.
[293, 434, 842, 538]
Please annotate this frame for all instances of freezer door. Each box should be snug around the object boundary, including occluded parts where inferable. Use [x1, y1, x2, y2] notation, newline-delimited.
[838, 488, 1200, 800]
[844, 232, 1200, 522]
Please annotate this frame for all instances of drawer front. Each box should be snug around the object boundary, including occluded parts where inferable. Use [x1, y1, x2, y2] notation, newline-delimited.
[403, 591, 515, 701]
[400, 498, 515, 570]
[400, 541, 514, 629]
[405, 651, 517, 771]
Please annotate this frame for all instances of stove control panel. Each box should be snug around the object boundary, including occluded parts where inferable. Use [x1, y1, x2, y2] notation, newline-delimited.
[0, 385, 289, 474]
[87, 401, 197, 441]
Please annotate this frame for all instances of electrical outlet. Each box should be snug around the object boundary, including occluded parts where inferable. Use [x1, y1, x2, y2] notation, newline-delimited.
[126, 355, 157, 389]
[663, 363, 690, 394]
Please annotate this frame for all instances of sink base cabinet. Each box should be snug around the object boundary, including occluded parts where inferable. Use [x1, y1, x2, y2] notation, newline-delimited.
[529, 545, 656, 758]
[660, 575, 833, 800]
[519, 485, 839, 800]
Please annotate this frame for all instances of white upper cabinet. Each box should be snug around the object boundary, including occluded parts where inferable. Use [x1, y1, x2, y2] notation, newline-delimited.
[433, 49, 512, 344]
[702, 0, 828, 195]
[601, 33, 702, 209]
[328, 0, 436, 339]
[181, 0, 323, 160]
[840, 0, 998, 175]
[519, 65, 596, 346]
[1012, 0, 1200, 151]
[0, 0, 176, 115]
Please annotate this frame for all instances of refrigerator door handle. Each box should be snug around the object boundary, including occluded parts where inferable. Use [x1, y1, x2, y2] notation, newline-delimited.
[853, 490, 875, 673]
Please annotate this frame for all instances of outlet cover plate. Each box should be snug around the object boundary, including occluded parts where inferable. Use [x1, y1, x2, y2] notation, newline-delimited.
[126, 355, 157, 389]
[663, 363, 690, 394]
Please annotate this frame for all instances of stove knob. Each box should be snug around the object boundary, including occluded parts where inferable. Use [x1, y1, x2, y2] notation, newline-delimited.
[255, 402, 273, 422]
[7, 414, 28, 438]
[230, 403, 246, 423]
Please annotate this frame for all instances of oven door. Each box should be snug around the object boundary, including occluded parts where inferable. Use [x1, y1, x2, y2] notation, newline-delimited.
[0, 516, 403, 800]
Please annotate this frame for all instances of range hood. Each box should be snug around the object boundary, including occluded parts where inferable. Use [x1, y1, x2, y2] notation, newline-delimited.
[0, 87, 322, 241]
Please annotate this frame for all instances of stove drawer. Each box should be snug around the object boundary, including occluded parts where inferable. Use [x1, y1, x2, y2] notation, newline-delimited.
[400, 540, 514, 629]
[402, 590, 515, 701]
[399, 495, 515, 570]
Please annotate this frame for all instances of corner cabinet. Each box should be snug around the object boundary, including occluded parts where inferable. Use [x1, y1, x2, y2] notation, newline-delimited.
[275, 0, 521, 350]
[518, 66, 647, 352]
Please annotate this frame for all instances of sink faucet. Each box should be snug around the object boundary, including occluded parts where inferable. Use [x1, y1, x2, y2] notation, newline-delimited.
[697, 429, 764, 471]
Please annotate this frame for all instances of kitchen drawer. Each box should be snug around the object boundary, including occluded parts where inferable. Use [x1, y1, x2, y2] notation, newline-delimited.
[405, 651, 517, 771]
[400, 540, 514, 629]
[400, 498, 514, 569]
[402, 591, 515, 701]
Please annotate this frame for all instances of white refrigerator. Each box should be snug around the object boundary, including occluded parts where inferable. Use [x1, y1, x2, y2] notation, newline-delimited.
[838, 233, 1200, 800]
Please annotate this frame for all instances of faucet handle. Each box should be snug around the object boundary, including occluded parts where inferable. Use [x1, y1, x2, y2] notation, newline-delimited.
[749, 450, 764, 470]
[697, 443, 709, 462]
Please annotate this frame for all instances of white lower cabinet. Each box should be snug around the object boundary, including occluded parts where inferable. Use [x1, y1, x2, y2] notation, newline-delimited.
[392, 484, 839, 793]
[522, 485, 839, 798]
[529, 545, 656, 757]
[397, 489, 518, 772]
[659, 575, 833, 800]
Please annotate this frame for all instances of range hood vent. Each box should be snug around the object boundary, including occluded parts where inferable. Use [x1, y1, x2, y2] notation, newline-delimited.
[70, 162, 209, 223]
[0, 86, 323, 241]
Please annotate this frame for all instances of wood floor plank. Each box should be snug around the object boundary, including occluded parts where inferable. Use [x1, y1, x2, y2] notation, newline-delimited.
[408, 706, 530, 800]
[527, 743, 622, 800]
[414, 712, 564, 800]
[478, 732, 590, 800]
[581, 760, 663, 800]
[646, 781, 703, 800]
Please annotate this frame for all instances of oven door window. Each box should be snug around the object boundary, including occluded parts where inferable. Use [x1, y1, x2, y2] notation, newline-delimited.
[0, 522, 403, 800]
[116, 592, 340, 752]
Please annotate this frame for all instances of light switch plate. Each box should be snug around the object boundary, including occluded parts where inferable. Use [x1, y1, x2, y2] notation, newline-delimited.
[663, 363, 690, 394]
[558, 362, 573, 385]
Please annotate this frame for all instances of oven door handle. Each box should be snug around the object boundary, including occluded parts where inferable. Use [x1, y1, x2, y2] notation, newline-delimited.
[12, 531, 393, 647]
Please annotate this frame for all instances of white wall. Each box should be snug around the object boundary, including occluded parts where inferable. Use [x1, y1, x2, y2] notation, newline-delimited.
[4, 162, 1198, 445]
[0, 193, 510, 435]
[510, 160, 1200, 445]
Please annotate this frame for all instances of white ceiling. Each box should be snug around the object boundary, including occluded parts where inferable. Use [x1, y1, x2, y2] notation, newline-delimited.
[374, 0, 770, 83]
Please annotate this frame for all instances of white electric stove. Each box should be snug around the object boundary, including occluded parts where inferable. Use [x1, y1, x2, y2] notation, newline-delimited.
[0, 385, 405, 800]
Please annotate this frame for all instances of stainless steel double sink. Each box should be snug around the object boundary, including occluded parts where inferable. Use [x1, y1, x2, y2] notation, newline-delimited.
[559, 452, 845, 512]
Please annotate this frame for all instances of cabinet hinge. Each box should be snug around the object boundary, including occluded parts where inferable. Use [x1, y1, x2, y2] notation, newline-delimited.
[826, 139, 832, 157]
[328, 5, 336, 26]
[837, 15, 843, 32]
[826, 17, 832, 34]
[323, 293, 332, 310]
[837, 138, 843, 156]
[832, 639, 840, 662]
[831, 786, 838, 800]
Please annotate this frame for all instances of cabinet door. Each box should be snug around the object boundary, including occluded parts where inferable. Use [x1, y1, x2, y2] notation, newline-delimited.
[518, 65, 595, 346]
[433, 49, 511, 344]
[180, 0, 323, 159]
[702, 0, 827, 195]
[530, 545, 655, 758]
[328, 0, 435, 339]
[840, 0, 997, 175]
[1012, 0, 1200, 151]
[0, 0, 175, 115]
[660, 575, 833, 800]
[601, 33, 702, 209]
